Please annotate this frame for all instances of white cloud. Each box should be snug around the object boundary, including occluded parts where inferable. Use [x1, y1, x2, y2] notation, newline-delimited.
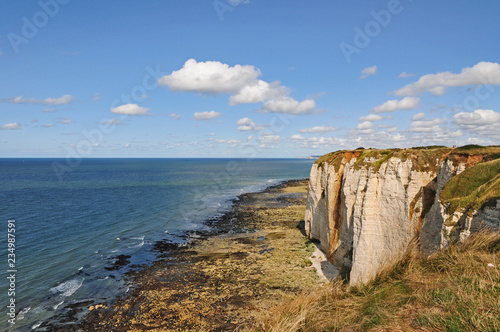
[398, 72, 415, 78]
[301, 136, 347, 149]
[1, 122, 22, 130]
[409, 115, 444, 133]
[359, 114, 383, 122]
[158, 58, 260, 94]
[110, 104, 150, 116]
[291, 134, 305, 140]
[43, 109, 56, 113]
[261, 97, 316, 115]
[168, 113, 183, 120]
[257, 133, 280, 148]
[354, 121, 376, 134]
[299, 125, 338, 133]
[104, 119, 123, 125]
[229, 80, 289, 105]
[361, 65, 377, 79]
[206, 132, 216, 136]
[411, 112, 426, 121]
[42, 123, 56, 128]
[236, 117, 265, 131]
[214, 139, 241, 144]
[453, 109, 500, 139]
[0, 94, 74, 105]
[394, 62, 500, 96]
[372, 97, 420, 113]
[193, 110, 223, 121]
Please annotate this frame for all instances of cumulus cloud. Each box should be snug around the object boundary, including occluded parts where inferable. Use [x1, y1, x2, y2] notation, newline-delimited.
[291, 134, 305, 140]
[398, 72, 415, 78]
[111, 104, 150, 116]
[299, 136, 347, 149]
[453, 109, 500, 139]
[159, 58, 321, 115]
[168, 113, 183, 120]
[193, 110, 223, 121]
[0, 94, 74, 105]
[372, 97, 420, 113]
[43, 109, 56, 113]
[42, 123, 56, 128]
[393, 61, 500, 96]
[236, 117, 265, 131]
[299, 125, 338, 133]
[229, 80, 289, 105]
[359, 114, 383, 122]
[260, 97, 316, 115]
[409, 115, 444, 133]
[354, 121, 376, 134]
[158, 58, 260, 94]
[361, 65, 377, 79]
[411, 112, 425, 121]
[257, 133, 280, 148]
[1, 122, 22, 130]
[214, 139, 241, 144]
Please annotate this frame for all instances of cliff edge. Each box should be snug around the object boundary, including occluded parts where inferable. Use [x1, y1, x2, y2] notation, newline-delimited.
[305, 145, 500, 285]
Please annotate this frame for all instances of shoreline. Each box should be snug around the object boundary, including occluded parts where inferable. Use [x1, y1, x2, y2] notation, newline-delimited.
[42, 178, 333, 331]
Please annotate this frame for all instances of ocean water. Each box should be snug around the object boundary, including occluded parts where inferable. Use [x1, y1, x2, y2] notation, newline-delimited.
[0, 158, 314, 331]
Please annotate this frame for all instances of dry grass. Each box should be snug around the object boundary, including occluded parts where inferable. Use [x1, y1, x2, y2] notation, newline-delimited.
[250, 231, 500, 332]
[314, 147, 452, 174]
[440, 158, 500, 215]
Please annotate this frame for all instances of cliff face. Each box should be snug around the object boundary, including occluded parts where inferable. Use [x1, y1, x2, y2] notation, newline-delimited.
[305, 147, 500, 285]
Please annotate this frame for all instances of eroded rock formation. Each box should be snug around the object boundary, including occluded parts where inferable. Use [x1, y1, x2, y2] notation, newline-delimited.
[305, 147, 500, 285]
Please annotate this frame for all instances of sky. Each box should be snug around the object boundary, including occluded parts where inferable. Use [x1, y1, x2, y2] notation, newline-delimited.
[1, 0, 500, 158]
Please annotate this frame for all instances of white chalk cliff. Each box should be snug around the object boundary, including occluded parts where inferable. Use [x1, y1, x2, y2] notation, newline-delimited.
[305, 148, 500, 285]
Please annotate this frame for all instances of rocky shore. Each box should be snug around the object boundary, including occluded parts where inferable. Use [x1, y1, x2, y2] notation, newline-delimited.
[45, 179, 332, 331]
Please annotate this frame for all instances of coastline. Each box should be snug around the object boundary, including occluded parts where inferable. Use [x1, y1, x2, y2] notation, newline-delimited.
[45, 179, 330, 331]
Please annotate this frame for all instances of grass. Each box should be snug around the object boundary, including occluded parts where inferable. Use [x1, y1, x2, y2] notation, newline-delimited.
[315, 147, 451, 174]
[250, 231, 500, 332]
[313, 145, 500, 176]
[440, 158, 500, 215]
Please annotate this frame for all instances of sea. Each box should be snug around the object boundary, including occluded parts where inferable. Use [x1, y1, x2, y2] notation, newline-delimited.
[0, 158, 314, 331]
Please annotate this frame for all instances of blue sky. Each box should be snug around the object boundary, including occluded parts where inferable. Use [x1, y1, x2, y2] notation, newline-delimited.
[1, 0, 500, 158]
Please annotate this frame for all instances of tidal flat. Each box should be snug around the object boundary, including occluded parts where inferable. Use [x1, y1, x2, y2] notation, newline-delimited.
[58, 179, 328, 331]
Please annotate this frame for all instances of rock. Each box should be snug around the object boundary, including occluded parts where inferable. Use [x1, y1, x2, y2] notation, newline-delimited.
[305, 148, 500, 285]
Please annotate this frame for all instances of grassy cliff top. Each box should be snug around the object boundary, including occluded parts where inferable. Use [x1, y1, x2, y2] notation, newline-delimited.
[315, 145, 500, 173]
[440, 158, 500, 215]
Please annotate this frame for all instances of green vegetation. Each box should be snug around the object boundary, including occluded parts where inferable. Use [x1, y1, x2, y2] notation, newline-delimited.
[441, 158, 500, 215]
[314, 147, 452, 173]
[411, 145, 448, 150]
[453, 144, 500, 156]
[314, 145, 500, 176]
[254, 231, 500, 332]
